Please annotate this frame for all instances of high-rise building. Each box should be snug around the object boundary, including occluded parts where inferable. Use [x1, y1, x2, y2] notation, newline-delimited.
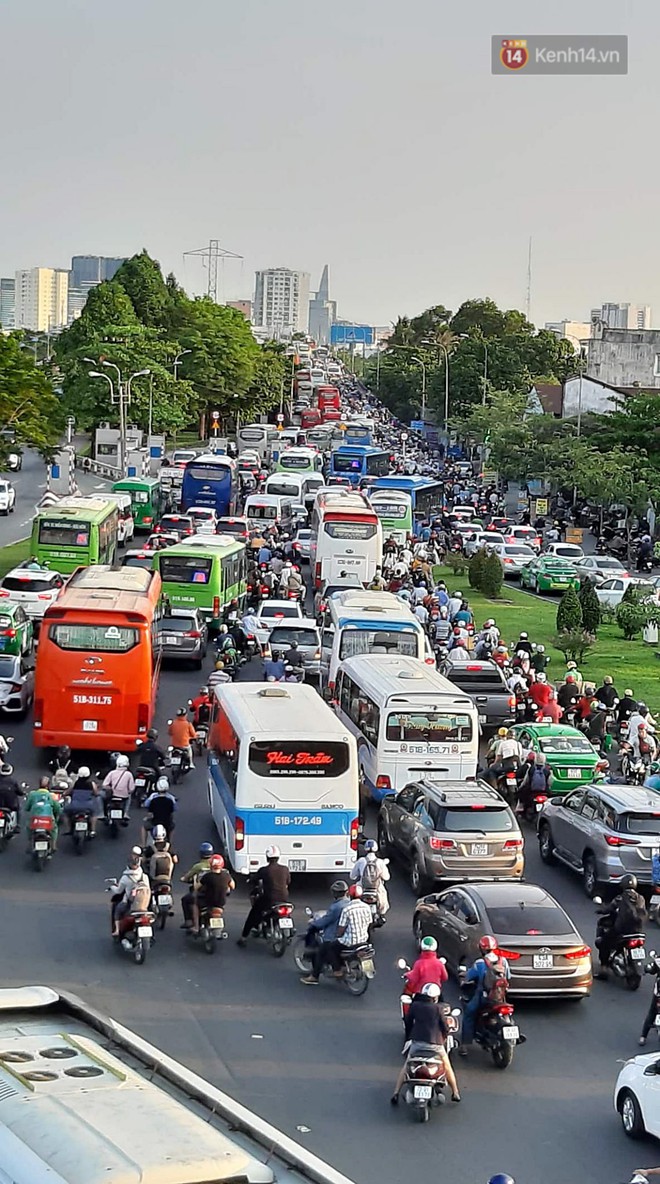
[308, 265, 336, 345]
[0, 279, 15, 330]
[591, 303, 653, 330]
[14, 268, 69, 331]
[253, 267, 310, 337]
[544, 319, 591, 344]
[226, 299, 252, 319]
[68, 255, 126, 323]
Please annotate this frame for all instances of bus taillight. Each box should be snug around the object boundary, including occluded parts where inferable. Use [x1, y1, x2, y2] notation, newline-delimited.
[235, 815, 245, 851]
[33, 699, 43, 727]
[213, 596, 221, 619]
[137, 703, 150, 734]
[350, 818, 359, 851]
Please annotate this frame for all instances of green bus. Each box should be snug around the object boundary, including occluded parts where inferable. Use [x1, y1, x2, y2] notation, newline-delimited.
[30, 497, 120, 574]
[153, 534, 247, 630]
[112, 477, 164, 532]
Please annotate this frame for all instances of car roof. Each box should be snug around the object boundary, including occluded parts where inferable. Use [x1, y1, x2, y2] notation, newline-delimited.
[258, 599, 300, 611]
[413, 778, 510, 807]
[268, 617, 319, 631]
[582, 783, 660, 811]
[4, 565, 60, 582]
[464, 881, 563, 909]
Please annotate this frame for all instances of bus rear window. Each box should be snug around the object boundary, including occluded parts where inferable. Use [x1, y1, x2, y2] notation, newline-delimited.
[49, 622, 138, 651]
[333, 455, 362, 473]
[324, 522, 377, 540]
[159, 556, 212, 585]
[386, 712, 473, 742]
[281, 456, 311, 470]
[248, 740, 350, 778]
[187, 465, 231, 482]
[339, 629, 418, 659]
[38, 520, 90, 547]
[133, 490, 149, 503]
[248, 504, 278, 520]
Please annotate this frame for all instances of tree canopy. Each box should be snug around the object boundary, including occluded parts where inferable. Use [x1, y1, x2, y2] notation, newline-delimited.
[0, 334, 64, 463]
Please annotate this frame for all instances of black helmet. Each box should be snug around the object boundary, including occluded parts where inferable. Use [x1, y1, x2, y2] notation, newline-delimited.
[488, 1177, 515, 1184]
[57, 745, 71, 761]
[621, 874, 638, 891]
[147, 728, 158, 741]
[330, 879, 348, 897]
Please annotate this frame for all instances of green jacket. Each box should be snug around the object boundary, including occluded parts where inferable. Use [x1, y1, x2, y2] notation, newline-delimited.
[25, 790, 62, 822]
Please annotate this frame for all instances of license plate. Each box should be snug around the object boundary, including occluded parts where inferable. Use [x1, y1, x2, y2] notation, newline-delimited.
[471, 843, 488, 856]
[110, 810, 123, 820]
[631, 946, 646, 960]
[209, 916, 224, 930]
[278, 917, 294, 929]
[654, 1015, 660, 1027]
[567, 768, 582, 779]
[362, 958, 375, 976]
[34, 840, 48, 851]
[135, 779, 145, 788]
[165, 636, 178, 645]
[289, 860, 306, 872]
[74, 821, 88, 832]
[533, 954, 553, 969]
[172, 755, 181, 765]
[137, 926, 153, 938]
[0, 819, 5, 829]
[413, 1085, 432, 1100]
[502, 1025, 519, 1040]
[478, 714, 486, 723]
[82, 720, 98, 732]
[652, 895, 660, 908]
[157, 895, 172, 907]
[535, 802, 543, 811]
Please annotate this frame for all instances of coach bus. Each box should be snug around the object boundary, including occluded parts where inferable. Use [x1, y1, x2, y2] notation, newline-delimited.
[181, 453, 238, 517]
[309, 490, 382, 588]
[363, 474, 444, 530]
[329, 445, 390, 486]
[30, 497, 120, 573]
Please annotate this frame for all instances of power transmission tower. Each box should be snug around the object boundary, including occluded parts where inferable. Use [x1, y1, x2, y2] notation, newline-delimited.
[525, 236, 533, 321]
[183, 239, 243, 302]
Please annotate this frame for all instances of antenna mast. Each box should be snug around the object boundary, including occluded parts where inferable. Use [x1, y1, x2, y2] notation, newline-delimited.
[183, 239, 243, 302]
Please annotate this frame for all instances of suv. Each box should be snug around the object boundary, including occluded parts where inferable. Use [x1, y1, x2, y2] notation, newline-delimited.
[0, 565, 65, 626]
[265, 618, 322, 679]
[378, 778, 524, 894]
[157, 608, 208, 668]
[443, 656, 515, 732]
[538, 783, 660, 897]
[314, 573, 362, 621]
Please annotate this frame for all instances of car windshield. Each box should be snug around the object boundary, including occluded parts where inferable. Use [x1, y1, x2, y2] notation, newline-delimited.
[486, 902, 572, 936]
[160, 617, 197, 633]
[538, 735, 594, 755]
[505, 546, 534, 556]
[620, 813, 660, 836]
[438, 806, 514, 832]
[268, 627, 318, 646]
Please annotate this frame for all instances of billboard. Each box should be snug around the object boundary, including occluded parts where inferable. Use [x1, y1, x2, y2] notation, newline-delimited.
[330, 324, 374, 346]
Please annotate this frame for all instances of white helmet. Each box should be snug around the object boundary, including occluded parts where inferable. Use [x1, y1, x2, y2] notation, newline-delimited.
[116, 754, 130, 769]
[421, 982, 441, 998]
[152, 824, 166, 841]
[365, 851, 377, 863]
[156, 776, 170, 792]
[78, 766, 91, 779]
[536, 671, 547, 682]
[265, 845, 281, 860]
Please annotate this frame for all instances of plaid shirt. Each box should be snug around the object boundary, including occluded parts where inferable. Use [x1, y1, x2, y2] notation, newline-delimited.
[338, 900, 372, 947]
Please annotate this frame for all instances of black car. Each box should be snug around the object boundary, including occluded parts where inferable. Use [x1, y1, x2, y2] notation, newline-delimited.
[157, 609, 208, 668]
[443, 656, 514, 732]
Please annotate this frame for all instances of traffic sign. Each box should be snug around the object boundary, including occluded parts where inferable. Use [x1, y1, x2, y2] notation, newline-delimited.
[276, 413, 284, 422]
[535, 498, 549, 515]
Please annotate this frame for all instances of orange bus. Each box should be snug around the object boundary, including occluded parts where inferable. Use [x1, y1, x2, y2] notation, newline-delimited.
[33, 565, 162, 752]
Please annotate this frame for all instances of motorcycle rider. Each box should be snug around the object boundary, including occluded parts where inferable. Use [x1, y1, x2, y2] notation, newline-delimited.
[142, 777, 177, 845]
[102, 753, 134, 821]
[629, 703, 657, 752]
[0, 769, 24, 831]
[350, 840, 390, 917]
[237, 846, 291, 946]
[596, 873, 647, 978]
[530, 643, 549, 675]
[483, 728, 524, 789]
[404, 935, 448, 996]
[391, 982, 461, 1105]
[617, 688, 639, 733]
[190, 687, 212, 727]
[145, 823, 177, 884]
[557, 672, 579, 712]
[638, 955, 660, 1045]
[138, 728, 167, 774]
[63, 767, 101, 837]
[459, 935, 511, 1055]
[263, 649, 286, 681]
[369, 567, 386, 591]
[282, 639, 304, 674]
[24, 782, 63, 851]
[528, 671, 553, 714]
[300, 880, 350, 985]
[517, 751, 553, 812]
[192, 853, 235, 935]
[514, 631, 533, 656]
[111, 848, 152, 938]
[180, 842, 215, 928]
[168, 708, 197, 769]
[216, 624, 237, 658]
[595, 674, 619, 710]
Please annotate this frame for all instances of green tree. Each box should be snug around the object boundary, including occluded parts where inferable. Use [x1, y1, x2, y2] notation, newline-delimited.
[468, 547, 488, 591]
[557, 585, 583, 633]
[481, 550, 504, 598]
[111, 250, 174, 328]
[578, 578, 601, 635]
[0, 333, 63, 462]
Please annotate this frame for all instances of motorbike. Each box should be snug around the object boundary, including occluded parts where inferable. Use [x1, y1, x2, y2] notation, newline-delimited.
[70, 809, 92, 853]
[0, 736, 15, 776]
[151, 880, 174, 930]
[168, 744, 192, 785]
[103, 795, 128, 839]
[245, 897, 296, 957]
[133, 765, 158, 806]
[0, 805, 18, 852]
[398, 1009, 462, 1123]
[293, 907, 375, 992]
[459, 975, 524, 1068]
[29, 813, 55, 871]
[495, 763, 519, 808]
[188, 905, 227, 954]
[519, 790, 549, 823]
[283, 662, 304, 684]
[620, 744, 650, 785]
[594, 900, 647, 989]
[641, 952, 660, 1038]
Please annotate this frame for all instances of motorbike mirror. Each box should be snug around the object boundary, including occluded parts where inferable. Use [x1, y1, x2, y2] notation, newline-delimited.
[20, 781, 28, 788]
[593, 896, 603, 905]
[305, 906, 313, 916]
[451, 1008, 462, 1017]
[6, 737, 13, 743]
[651, 950, 658, 958]
[458, 964, 467, 975]
[396, 958, 408, 970]
[167, 718, 173, 725]
[135, 739, 143, 747]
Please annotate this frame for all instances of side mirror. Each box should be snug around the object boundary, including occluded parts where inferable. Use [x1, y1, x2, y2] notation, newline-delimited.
[593, 896, 603, 905]
[644, 1062, 660, 1076]
[396, 958, 408, 970]
[305, 906, 313, 917]
[451, 1008, 462, 1017]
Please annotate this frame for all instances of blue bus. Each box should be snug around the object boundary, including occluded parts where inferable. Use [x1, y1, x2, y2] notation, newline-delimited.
[181, 453, 238, 516]
[361, 475, 445, 533]
[329, 445, 390, 486]
[344, 422, 373, 446]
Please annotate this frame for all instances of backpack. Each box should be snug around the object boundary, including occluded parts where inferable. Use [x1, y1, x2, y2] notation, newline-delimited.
[616, 890, 645, 933]
[482, 958, 508, 1006]
[149, 850, 174, 882]
[361, 858, 380, 893]
[530, 765, 549, 793]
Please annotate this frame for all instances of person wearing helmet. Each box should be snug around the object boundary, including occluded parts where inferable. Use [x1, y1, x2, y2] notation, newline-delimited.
[333, 882, 373, 960]
[594, 673, 619, 710]
[488, 1175, 516, 1184]
[459, 936, 511, 1055]
[138, 728, 166, 774]
[616, 687, 639, 736]
[102, 754, 135, 822]
[629, 702, 658, 759]
[141, 778, 177, 846]
[238, 846, 291, 946]
[168, 709, 197, 769]
[63, 766, 101, 837]
[190, 687, 212, 727]
[595, 873, 647, 978]
[404, 934, 449, 997]
[565, 659, 584, 693]
[179, 843, 215, 929]
[515, 631, 533, 656]
[111, 848, 152, 938]
[350, 842, 390, 917]
[530, 642, 549, 675]
[24, 780, 63, 853]
[528, 669, 552, 714]
[192, 853, 235, 935]
[557, 671, 578, 713]
[300, 880, 350, 985]
[391, 979, 461, 1105]
[263, 649, 286, 682]
[483, 728, 524, 790]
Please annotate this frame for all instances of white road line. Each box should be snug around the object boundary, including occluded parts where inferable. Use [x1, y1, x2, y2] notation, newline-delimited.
[19, 519, 32, 528]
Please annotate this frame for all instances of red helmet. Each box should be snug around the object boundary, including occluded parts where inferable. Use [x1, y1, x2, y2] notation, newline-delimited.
[209, 854, 225, 872]
[348, 884, 363, 899]
[478, 934, 497, 954]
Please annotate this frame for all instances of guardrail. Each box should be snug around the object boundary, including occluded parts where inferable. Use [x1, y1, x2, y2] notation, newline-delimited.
[72, 454, 122, 480]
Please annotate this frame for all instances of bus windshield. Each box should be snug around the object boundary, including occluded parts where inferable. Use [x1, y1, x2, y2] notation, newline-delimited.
[339, 628, 418, 659]
[386, 712, 473, 742]
[187, 464, 230, 482]
[38, 519, 90, 547]
[49, 622, 139, 652]
[160, 555, 213, 584]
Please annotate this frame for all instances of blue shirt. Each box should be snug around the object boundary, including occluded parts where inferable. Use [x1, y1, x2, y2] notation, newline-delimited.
[465, 956, 510, 1000]
[312, 897, 347, 942]
[258, 547, 272, 565]
[264, 658, 285, 681]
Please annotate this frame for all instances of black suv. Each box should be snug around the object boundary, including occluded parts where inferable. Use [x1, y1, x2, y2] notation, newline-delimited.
[443, 656, 514, 732]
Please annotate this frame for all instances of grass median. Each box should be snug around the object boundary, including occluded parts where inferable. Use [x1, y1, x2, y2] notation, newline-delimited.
[0, 538, 31, 580]
[433, 564, 660, 713]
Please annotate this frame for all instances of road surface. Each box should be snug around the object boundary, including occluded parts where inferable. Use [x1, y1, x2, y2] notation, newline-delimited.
[0, 450, 114, 548]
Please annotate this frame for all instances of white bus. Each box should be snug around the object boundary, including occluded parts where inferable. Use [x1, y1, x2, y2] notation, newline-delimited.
[309, 490, 382, 588]
[208, 682, 360, 874]
[334, 654, 479, 802]
[237, 423, 279, 461]
[322, 592, 428, 691]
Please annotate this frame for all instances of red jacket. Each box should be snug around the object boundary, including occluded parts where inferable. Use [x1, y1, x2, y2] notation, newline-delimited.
[538, 698, 562, 724]
[529, 681, 552, 710]
[405, 951, 448, 994]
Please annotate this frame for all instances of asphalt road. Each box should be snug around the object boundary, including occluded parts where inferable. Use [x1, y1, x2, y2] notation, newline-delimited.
[0, 450, 113, 548]
[0, 643, 652, 1184]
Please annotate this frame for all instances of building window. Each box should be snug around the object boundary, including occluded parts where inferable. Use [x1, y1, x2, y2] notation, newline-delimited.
[654, 354, 660, 378]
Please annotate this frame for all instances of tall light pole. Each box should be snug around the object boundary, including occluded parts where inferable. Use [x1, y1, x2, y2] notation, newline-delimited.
[565, 333, 587, 436]
[173, 348, 191, 380]
[481, 340, 489, 405]
[100, 361, 126, 475]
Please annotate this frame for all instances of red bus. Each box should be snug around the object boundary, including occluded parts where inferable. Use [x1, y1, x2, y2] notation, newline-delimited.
[316, 386, 341, 412]
[33, 565, 162, 752]
[300, 408, 322, 430]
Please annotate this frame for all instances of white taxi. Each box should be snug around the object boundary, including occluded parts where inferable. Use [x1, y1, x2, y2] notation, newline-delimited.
[0, 481, 16, 515]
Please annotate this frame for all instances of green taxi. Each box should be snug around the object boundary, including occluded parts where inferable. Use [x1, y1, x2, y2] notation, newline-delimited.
[0, 602, 33, 657]
[510, 723, 606, 792]
[519, 555, 581, 595]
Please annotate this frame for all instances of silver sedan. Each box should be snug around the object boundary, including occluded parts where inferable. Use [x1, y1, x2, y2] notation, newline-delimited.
[490, 542, 537, 577]
[0, 654, 34, 716]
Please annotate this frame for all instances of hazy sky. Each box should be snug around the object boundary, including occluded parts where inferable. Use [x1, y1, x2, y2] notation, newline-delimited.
[1, 0, 651, 328]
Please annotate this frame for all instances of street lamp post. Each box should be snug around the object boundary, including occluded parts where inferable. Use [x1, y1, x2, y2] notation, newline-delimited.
[410, 356, 427, 419]
[564, 334, 587, 436]
[173, 349, 191, 380]
[482, 340, 489, 405]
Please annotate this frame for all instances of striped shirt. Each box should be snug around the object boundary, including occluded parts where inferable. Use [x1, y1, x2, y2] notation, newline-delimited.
[338, 900, 372, 947]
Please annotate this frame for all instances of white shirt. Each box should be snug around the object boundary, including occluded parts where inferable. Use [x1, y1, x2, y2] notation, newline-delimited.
[414, 604, 429, 625]
[413, 585, 428, 604]
[494, 737, 524, 761]
[350, 855, 390, 884]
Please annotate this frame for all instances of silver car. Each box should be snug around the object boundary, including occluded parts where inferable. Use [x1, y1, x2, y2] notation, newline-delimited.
[538, 782, 660, 896]
[265, 618, 322, 679]
[294, 528, 312, 562]
[491, 543, 537, 577]
[0, 654, 34, 716]
[157, 609, 208, 668]
[573, 555, 630, 586]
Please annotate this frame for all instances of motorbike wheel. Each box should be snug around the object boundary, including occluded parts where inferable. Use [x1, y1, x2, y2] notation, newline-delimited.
[271, 935, 287, 958]
[204, 934, 215, 955]
[0, 835, 7, 853]
[110, 822, 119, 840]
[625, 972, 642, 991]
[33, 852, 44, 873]
[416, 1104, 430, 1123]
[538, 823, 556, 865]
[172, 767, 181, 785]
[492, 1042, 514, 1069]
[134, 938, 149, 965]
[344, 962, 369, 996]
[293, 936, 312, 972]
[157, 911, 167, 931]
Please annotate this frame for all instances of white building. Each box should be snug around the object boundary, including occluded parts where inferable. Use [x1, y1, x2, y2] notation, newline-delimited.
[0, 278, 15, 331]
[14, 268, 69, 331]
[544, 319, 591, 344]
[253, 267, 310, 337]
[591, 302, 653, 331]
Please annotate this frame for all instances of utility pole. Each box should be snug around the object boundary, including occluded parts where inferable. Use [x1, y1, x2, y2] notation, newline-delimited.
[525, 236, 533, 321]
[183, 239, 243, 302]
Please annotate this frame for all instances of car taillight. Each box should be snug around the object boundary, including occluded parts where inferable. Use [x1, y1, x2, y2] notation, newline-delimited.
[10, 682, 22, 693]
[604, 834, 640, 847]
[143, 516, 153, 525]
[350, 817, 359, 851]
[235, 815, 245, 851]
[375, 774, 391, 791]
[2, 629, 15, 638]
[503, 838, 523, 850]
[315, 562, 321, 583]
[430, 836, 456, 850]
[424, 655, 435, 665]
[503, 558, 513, 564]
[186, 631, 202, 639]
[0, 591, 9, 598]
[38, 592, 52, 600]
[508, 695, 516, 710]
[137, 703, 150, 734]
[319, 601, 327, 613]
[495, 947, 521, 960]
[212, 596, 220, 618]
[564, 945, 591, 960]
[596, 759, 609, 771]
[33, 699, 43, 727]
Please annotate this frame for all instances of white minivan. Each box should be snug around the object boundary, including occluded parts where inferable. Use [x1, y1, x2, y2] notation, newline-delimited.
[322, 592, 429, 692]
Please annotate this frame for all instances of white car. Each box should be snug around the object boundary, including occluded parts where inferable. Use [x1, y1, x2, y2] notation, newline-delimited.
[614, 1048, 660, 1138]
[252, 600, 303, 646]
[463, 531, 505, 557]
[596, 576, 657, 608]
[0, 481, 16, 515]
[293, 528, 312, 561]
[543, 542, 584, 563]
[491, 542, 537, 577]
[188, 506, 218, 533]
[0, 565, 65, 622]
